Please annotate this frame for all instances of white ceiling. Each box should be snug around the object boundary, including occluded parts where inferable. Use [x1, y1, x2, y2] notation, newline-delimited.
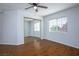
[0, 3, 78, 16]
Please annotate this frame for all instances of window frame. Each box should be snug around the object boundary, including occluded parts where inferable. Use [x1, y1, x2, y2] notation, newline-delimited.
[48, 17, 67, 33]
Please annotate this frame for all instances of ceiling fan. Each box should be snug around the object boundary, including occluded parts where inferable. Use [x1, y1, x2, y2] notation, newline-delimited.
[25, 3, 48, 12]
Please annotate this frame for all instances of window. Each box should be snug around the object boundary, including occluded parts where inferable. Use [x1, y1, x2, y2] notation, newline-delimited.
[49, 17, 67, 32]
[34, 21, 40, 31]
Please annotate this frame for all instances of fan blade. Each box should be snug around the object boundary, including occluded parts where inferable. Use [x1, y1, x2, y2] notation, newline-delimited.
[38, 5, 48, 9]
[28, 3, 33, 5]
[25, 6, 34, 10]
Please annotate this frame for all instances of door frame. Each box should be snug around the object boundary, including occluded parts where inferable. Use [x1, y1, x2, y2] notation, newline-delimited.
[24, 17, 42, 39]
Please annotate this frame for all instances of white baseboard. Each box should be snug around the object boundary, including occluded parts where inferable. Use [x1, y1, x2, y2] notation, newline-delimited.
[0, 42, 24, 45]
[42, 38, 79, 49]
[48, 39, 79, 49]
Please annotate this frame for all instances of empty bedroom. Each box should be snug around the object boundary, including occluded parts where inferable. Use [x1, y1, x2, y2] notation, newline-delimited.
[0, 3, 79, 56]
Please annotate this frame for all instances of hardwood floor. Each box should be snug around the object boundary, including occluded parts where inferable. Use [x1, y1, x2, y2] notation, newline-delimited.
[0, 36, 79, 56]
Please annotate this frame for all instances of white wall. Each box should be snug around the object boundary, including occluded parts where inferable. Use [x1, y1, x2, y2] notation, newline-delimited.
[16, 10, 24, 45]
[0, 10, 24, 45]
[43, 5, 79, 48]
[1, 10, 17, 45]
[0, 14, 2, 42]
[24, 20, 30, 37]
[0, 9, 42, 45]
[0, 14, 1, 39]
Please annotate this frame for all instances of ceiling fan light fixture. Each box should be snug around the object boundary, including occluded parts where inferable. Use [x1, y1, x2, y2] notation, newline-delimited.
[34, 6, 37, 10]
[25, 3, 48, 12]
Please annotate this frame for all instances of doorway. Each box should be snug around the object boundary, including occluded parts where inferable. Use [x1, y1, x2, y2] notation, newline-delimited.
[24, 17, 41, 44]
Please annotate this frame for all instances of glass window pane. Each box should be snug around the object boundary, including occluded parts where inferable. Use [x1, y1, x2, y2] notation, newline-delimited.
[49, 17, 67, 32]
[34, 22, 40, 31]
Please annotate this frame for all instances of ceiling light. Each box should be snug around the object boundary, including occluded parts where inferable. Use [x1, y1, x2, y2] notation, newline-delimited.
[34, 6, 37, 10]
